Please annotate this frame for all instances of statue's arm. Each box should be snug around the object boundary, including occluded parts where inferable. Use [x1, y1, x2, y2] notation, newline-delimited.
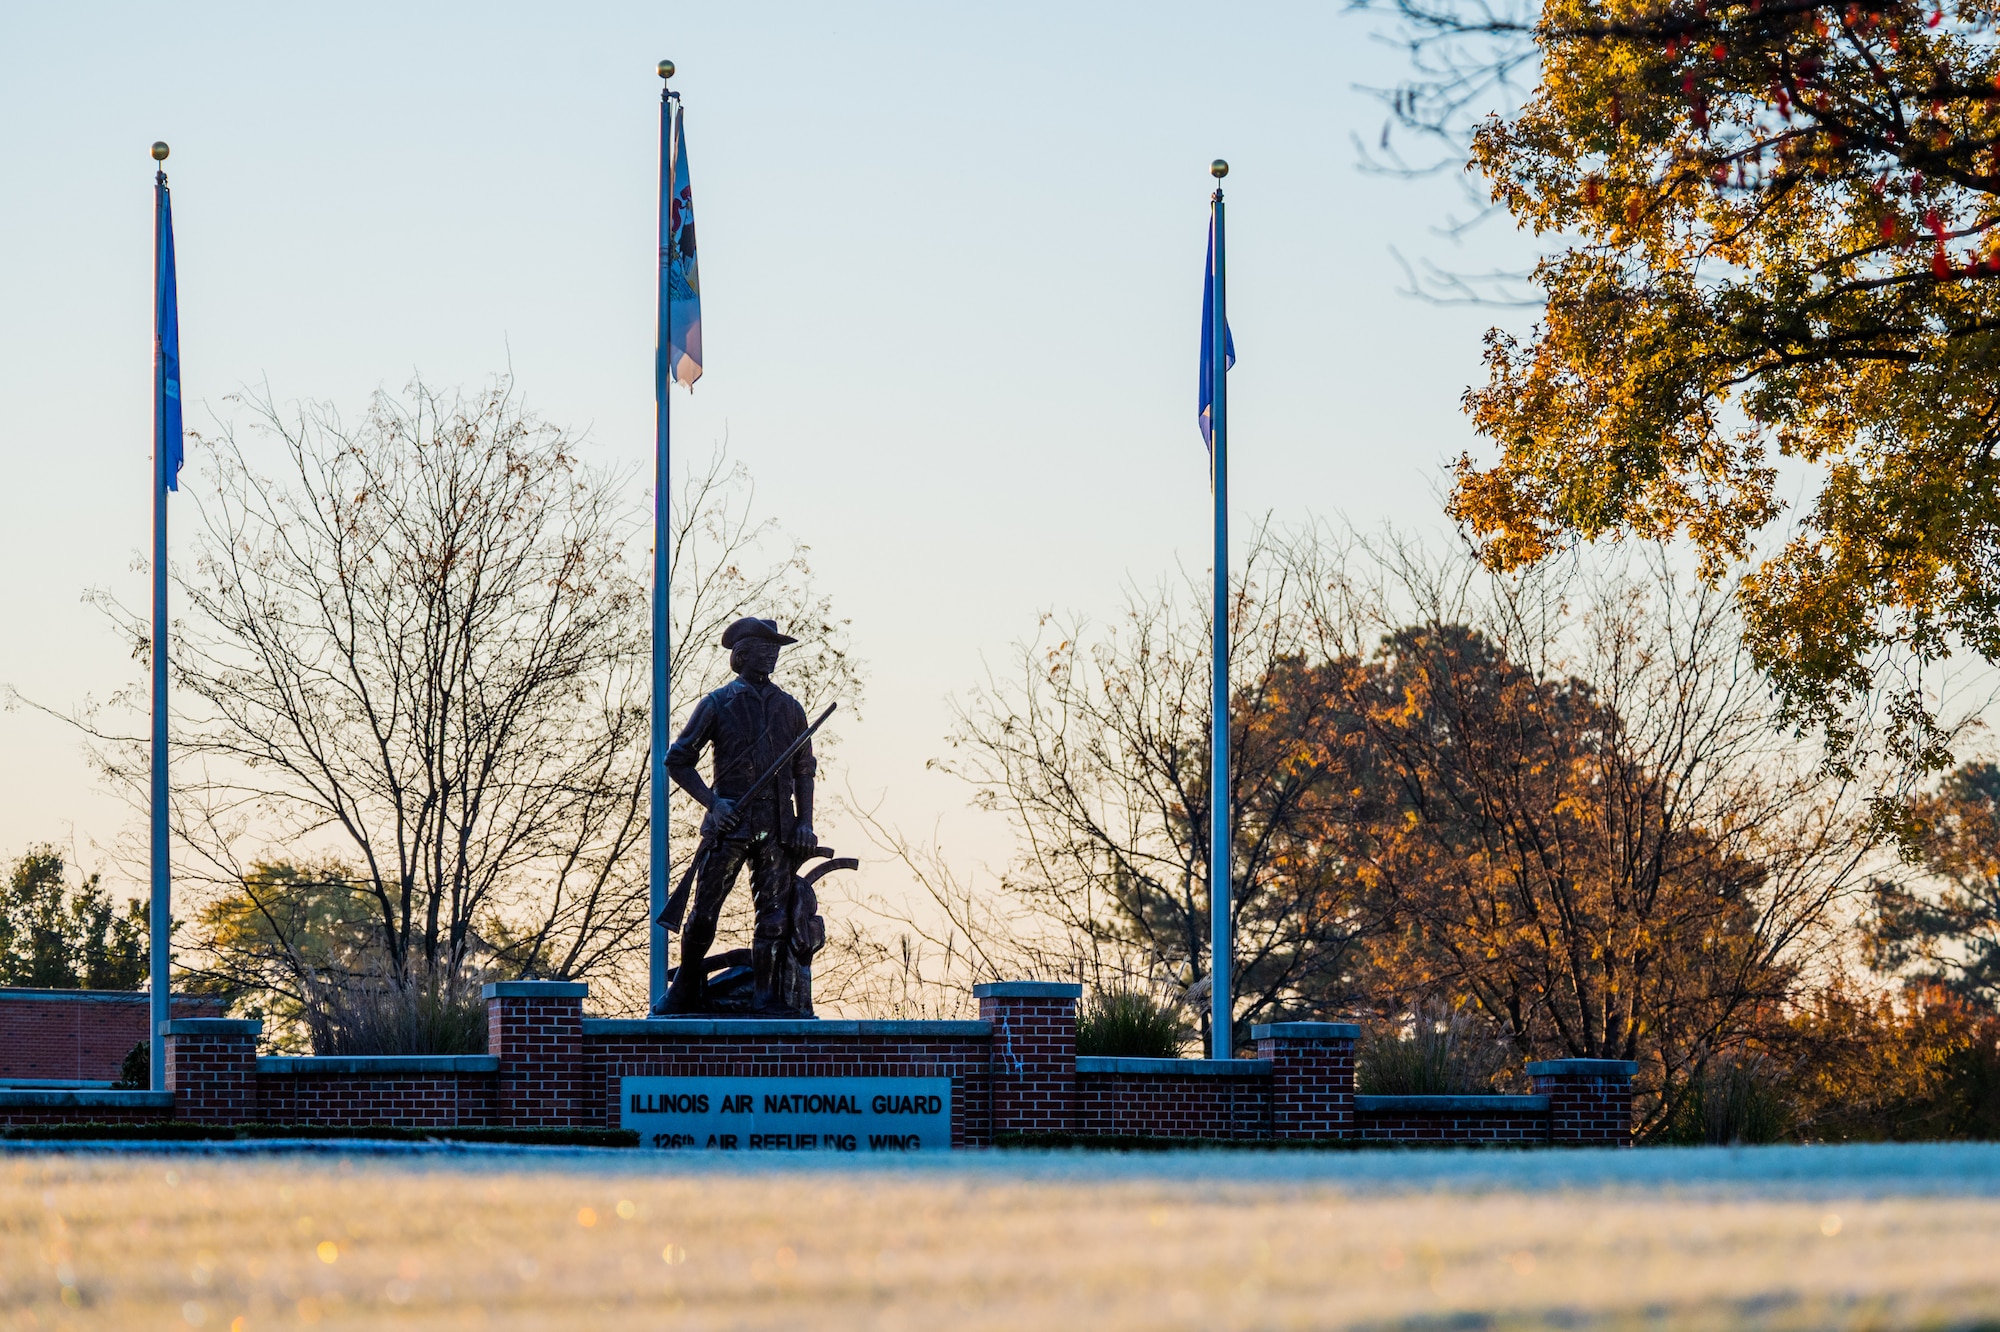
[665, 697, 718, 809]
[793, 771, 815, 837]
[789, 704, 818, 849]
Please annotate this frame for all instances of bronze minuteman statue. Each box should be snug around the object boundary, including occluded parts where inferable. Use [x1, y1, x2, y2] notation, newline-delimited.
[656, 616, 823, 1016]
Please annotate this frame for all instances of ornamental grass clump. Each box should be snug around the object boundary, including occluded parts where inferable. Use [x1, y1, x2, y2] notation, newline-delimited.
[1076, 987, 1191, 1059]
[1660, 1057, 1794, 1146]
[304, 973, 488, 1056]
[1356, 1001, 1509, 1096]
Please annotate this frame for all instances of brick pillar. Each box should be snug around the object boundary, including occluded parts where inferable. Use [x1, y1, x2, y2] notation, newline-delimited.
[1253, 1022, 1358, 1141]
[1528, 1059, 1637, 1146]
[486, 981, 587, 1127]
[977, 981, 1080, 1140]
[163, 1018, 262, 1124]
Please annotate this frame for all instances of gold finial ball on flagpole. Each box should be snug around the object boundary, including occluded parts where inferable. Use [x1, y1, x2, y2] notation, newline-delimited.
[151, 141, 170, 162]
[658, 59, 675, 80]
[1211, 159, 1229, 179]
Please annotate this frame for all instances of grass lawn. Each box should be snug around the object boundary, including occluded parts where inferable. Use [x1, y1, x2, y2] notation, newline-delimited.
[5, 1142, 2000, 1329]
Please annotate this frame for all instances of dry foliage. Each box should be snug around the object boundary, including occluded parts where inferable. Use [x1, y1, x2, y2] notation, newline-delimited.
[940, 526, 1377, 1053]
[938, 527, 1903, 1124]
[52, 375, 858, 1038]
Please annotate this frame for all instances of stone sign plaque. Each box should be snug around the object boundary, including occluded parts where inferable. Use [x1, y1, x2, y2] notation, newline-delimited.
[620, 1077, 952, 1151]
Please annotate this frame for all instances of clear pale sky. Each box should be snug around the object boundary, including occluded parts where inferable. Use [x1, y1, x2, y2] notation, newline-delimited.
[0, 3, 1529, 900]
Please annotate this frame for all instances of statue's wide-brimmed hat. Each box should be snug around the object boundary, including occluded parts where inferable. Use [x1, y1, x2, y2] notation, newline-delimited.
[720, 616, 798, 649]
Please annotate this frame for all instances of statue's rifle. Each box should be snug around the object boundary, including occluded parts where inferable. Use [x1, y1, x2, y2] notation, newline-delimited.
[658, 702, 837, 934]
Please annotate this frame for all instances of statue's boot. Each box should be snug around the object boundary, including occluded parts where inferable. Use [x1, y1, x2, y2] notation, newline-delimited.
[662, 925, 715, 1013]
[660, 966, 705, 1014]
[752, 937, 789, 1016]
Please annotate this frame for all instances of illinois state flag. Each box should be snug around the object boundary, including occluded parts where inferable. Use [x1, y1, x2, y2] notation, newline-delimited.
[661, 104, 702, 389]
[157, 177, 184, 490]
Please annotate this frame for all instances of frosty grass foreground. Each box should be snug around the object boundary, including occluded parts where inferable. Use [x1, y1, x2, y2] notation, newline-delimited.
[6, 1141, 2000, 1329]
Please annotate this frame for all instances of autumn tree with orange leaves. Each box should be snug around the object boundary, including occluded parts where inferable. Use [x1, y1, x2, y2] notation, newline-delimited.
[951, 530, 1887, 1102]
[1335, 553, 1893, 1129]
[1369, 0, 2000, 769]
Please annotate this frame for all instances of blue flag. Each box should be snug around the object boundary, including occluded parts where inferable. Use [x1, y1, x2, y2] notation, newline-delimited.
[157, 178, 183, 492]
[1198, 211, 1234, 454]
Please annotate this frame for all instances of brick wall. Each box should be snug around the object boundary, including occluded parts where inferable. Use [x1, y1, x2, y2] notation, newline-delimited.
[1530, 1059, 1638, 1146]
[0, 1090, 175, 1126]
[486, 982, 589, 1127]
[584, 1019, 994, 1147]
[1075, 1059, 1270, 1138]
[256, 1057, 499, 1128]
[979, 982, 1080, 1138]
[163, 1020, 261, 1123]
[1354, 1095, 1552, 1143]
[0, 979, 1638, 1147]
[1254, 1023, 1358, 1140]
[0, 989, 223, 1082]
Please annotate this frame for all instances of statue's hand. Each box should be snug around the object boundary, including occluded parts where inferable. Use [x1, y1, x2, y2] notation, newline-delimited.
[789, 822, 817, 855]
[703, 798, 740, 836]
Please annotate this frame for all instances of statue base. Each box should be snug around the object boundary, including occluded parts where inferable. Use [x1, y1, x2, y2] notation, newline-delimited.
[652, 849, 854, 1020]
[651, 950, 815, 1019]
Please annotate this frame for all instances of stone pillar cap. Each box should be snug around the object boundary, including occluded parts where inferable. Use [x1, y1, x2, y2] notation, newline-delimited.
[482, 981, 589, 999]
[159, 1018, 263, 1036]
[972, 981, 1082, 999]
[1526, 1058, 1639, 1076]
[1251, 1022, 1360, 1040]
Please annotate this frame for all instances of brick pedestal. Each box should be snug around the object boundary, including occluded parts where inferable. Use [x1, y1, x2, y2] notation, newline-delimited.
[1528, 1058, 1637, 1145]
[486, 981, 587, 1127]
[1253, 1022, 1358, 1140]
[163, 1018, 262, 1123]
[977, 981, 1080, 1138]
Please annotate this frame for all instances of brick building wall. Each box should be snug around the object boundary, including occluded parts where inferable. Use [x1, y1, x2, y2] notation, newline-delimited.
[0, 989, 223, 1083]
[1075, 1059, 1270, 1138]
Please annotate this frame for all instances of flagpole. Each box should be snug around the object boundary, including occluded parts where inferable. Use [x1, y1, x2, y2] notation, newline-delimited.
[1207, 159, 1232, 1058]
[650, 60, 677, 1012]
[148, 142, 172, 1090]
